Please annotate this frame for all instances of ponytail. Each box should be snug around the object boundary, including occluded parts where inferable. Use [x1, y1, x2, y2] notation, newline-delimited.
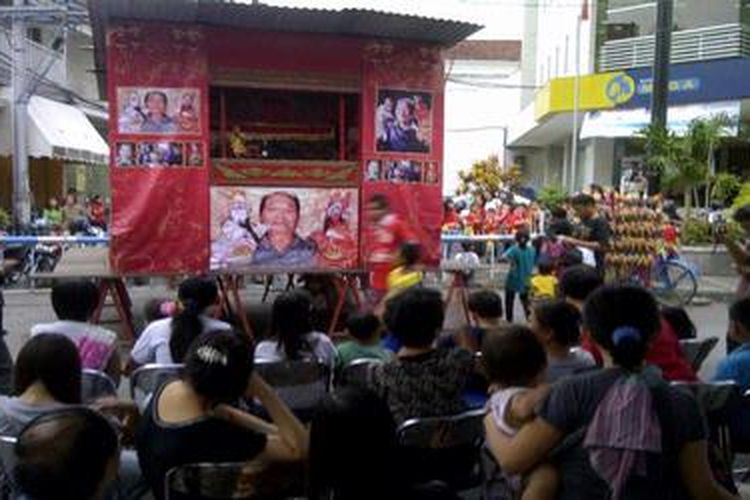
[609, 326, 647, 371]
[169, 299, 205, 363]
[583, 285, 660, 372]
[168, 278, 219, 362]
[271, 290, 314, 361]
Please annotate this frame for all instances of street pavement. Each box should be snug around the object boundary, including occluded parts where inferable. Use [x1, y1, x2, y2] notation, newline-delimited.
[0, 277, 735, 380]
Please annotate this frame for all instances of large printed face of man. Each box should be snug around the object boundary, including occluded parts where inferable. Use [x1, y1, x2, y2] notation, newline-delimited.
[261, 193, 299, 239]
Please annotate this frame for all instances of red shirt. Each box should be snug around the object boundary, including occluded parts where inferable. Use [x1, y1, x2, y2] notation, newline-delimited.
[89, 201, 106, 225]
[581, 317, 697, 381]
[366, 214, 415, 290]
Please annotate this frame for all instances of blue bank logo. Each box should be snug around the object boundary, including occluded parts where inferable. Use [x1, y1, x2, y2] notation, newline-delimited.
[606, 74, 636, 105]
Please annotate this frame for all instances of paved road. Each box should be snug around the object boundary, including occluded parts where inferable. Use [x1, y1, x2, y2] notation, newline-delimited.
[0, 283, 733, 377]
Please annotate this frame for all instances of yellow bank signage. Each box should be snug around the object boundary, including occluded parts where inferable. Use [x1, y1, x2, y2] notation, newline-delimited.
[535, 71, 636, 120]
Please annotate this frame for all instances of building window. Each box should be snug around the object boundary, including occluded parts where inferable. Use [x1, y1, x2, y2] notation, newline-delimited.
[605, 0, 739, 41]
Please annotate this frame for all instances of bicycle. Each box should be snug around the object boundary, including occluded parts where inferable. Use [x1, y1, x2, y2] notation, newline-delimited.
[648, 254, 699, 308]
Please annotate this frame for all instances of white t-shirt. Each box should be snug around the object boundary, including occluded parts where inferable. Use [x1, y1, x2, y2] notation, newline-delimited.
[130, 316, 232, 365]
[31, 320, 118, 371]
[488, 387, 528, 436]
[255, 332, 336, 368]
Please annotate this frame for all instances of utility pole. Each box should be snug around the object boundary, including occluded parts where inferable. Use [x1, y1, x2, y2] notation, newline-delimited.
[650, 0, 673, 129]
[2, 1, 87, 228]
[11, 0, 31, 228]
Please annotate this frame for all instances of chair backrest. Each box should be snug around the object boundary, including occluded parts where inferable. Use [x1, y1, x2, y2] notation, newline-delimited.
[679, 337, 719, 372]
[398, 408, 486, 450]
[130, 364, 184, 413]
[0, 435, 16, 497]
[338, 358, 382, 387]
[671, 381, 742, 470]
[80, 369, 117, 404]
[397, 409, 486, 492]
[253, 360, 331, 412]
[165, 462, 248, 500]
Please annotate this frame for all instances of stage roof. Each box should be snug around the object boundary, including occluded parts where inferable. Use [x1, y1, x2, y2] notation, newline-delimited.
[88, 0, 483, 95]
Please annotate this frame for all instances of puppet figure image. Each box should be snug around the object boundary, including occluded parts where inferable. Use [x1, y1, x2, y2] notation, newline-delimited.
[118, 91, 144, 133]
[177, 91, 199, 133]
[312, 191, 357, 268]
[210, 192, 264, 269]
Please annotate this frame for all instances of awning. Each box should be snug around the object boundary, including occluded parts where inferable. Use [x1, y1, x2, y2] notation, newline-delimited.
[27, 95, 109, 164]
[580, 101, 740, 139]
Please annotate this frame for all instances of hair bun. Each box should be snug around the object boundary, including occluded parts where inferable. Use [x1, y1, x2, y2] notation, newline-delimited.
[612, 326, 641, 346]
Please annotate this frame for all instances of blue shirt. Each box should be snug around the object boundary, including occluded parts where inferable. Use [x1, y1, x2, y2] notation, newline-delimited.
[714, 342, 750, 443]
[503, 245, 536, 292]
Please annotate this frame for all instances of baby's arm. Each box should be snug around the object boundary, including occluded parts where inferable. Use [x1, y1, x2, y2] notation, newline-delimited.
[505, 385, 551, 429]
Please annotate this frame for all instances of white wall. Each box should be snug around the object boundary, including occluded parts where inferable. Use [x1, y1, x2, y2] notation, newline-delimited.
[444, 58, 521, 194]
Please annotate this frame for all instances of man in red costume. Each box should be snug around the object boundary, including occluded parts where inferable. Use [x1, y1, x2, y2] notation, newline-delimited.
[365, 194, 416, 308]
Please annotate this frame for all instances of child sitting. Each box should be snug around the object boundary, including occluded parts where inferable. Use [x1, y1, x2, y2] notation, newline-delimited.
[530, 299, 595, 382]
[530, 259, 558, 301]
[481, 326, 557, 500]
[336, 313, 393, 370]
[386, 242, 424, 301]
[439, 289, 504, 353]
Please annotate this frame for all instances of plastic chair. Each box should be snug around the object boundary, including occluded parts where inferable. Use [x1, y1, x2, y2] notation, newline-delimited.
[0, 435, 16, 497]
[164, 462, 251, 500]
[164, 461, 302, 500]
[80, 369, 117, 404]
[672, 381, 742, 478]
[397, 408, 487, 492]
[338, 358, 383, 387]
[679, 337, 719, 372]
[130, 363, 184, 413]
[253, 360, 331, 421]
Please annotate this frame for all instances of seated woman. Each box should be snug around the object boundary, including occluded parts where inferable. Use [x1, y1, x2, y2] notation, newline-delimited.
[130, 277, 231, 367]
[368, 287, 475, 425]
[136, 330, 308, 500]
[484, 285, 736, 500]
[0, 334, 144, 499]
[0, 333, 80, 435]
[254, 290, 336, 368]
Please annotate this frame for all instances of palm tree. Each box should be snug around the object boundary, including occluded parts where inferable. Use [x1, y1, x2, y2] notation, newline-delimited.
[638, 114, 732, 216]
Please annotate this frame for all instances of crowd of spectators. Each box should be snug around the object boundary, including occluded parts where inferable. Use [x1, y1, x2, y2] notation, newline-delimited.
[0, 270, 743, 499]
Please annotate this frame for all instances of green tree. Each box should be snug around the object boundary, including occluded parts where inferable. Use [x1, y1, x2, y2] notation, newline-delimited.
[456, 155, 522, 200]
[638, 114, 733, 216]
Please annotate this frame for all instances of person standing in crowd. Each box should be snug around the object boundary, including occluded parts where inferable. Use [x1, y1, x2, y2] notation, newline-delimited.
[42, 197, 64, 230]
[502, 229, 536, 322]
[385, 242, 424, 301]
[364, 194, 416, 309]
[62, 189, 86, 233]
[484, 285, 737, 500]
[559, 193, 611, 274]
[87, 195, 107, 231]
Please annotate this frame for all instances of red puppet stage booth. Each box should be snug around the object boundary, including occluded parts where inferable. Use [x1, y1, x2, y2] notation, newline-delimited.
[92, 2, 480, 277]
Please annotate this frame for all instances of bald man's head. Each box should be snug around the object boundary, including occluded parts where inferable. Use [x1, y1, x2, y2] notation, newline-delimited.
[14, 408, 119, 500]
